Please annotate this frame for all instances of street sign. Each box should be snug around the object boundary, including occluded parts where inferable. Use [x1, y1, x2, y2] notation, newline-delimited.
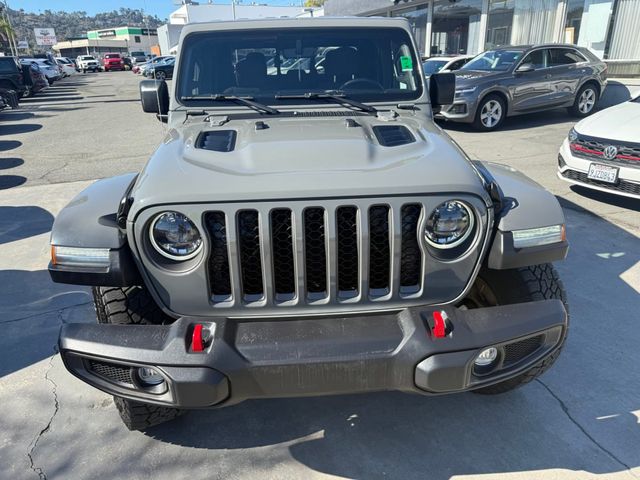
[17, 40, 29, 50]
[34, 28, 57, 46]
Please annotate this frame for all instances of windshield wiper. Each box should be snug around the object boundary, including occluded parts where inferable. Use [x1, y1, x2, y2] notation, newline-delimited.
[275, 91, 377, 114]
[180, 94, 281, 115]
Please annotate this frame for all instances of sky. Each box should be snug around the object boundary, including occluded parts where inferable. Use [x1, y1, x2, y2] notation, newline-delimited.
[10, 0, 307, 20]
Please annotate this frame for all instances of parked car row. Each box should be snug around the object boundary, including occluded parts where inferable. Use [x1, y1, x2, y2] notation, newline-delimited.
[0, 56, 51, 103]
[132, 55, 175, 79]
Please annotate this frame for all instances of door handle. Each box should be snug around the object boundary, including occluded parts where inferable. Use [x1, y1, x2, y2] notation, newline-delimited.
[544, 74, 552, 79]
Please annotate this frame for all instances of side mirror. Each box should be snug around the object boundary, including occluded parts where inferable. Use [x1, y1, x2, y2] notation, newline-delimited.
[140, 79, 169, 121]
[429, 72, 455, 109]
[516, 63, 535, 74]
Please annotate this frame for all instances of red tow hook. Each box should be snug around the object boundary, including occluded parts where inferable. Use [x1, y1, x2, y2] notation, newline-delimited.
[431, 311, 452, 338]
[191, 324, 206, 352]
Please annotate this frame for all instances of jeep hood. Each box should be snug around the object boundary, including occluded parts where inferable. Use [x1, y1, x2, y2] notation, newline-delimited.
[129, 114, 489, 216]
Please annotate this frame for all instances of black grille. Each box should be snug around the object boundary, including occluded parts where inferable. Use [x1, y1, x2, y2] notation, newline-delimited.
[270, 209, 295, 295]
[205, 211, 232, 297]
[88, 360, 133, 385]
[336, 206, 359, 292]
[372, 125, 416, 147]
[369, 205, 391, 291]
[197, 130, 237, 152]
[561, 169, 640, 196]
[237, 210, 264, 296]
[503, 335, 544, 365]
[304, 208, 327, 294]
[400, 204, 422, 288]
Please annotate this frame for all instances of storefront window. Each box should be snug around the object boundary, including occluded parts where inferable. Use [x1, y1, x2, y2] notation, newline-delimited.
[486, 0, 514, 49]
[431, 0, 482, 56]
[514, 0, 560, 44]
[392, 3, 429, 57]
[563, 0, 613, 59]
[605, 0, 640, 59]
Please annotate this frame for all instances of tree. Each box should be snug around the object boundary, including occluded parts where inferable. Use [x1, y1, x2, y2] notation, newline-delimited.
[304, 0, 325, 6]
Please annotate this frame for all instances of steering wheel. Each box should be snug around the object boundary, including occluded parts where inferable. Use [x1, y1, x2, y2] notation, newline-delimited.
[339, 78, 384, 91]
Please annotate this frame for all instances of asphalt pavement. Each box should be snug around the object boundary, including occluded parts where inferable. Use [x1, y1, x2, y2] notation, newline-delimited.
[0, 72, 639, 480]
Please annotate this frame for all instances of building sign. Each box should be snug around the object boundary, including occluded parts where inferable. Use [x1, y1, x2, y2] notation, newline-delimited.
[98, 29, 117, 38]
[34, 28, 57, 46]
[140, 28, 157, 36]
[17, 40, 29, 50]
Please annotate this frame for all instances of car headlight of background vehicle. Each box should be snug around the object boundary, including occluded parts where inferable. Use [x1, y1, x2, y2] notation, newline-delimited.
[455, 86, 477, 97]
[424, 200, 475, 249]
[149, 211, 203, 260]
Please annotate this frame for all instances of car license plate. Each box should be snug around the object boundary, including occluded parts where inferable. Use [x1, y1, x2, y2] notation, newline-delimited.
[588, 163, 618, 184]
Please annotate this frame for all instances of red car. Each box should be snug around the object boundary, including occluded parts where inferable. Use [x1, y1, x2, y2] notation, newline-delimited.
[102, 53, 125, 71]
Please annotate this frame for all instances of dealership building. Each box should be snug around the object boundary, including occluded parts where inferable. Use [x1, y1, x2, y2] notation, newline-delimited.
[325, 0, 640, 75]
[53, 26, 159, 58]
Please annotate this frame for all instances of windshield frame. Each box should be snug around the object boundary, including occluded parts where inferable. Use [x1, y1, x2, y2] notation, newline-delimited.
[175, 26, 426, 110]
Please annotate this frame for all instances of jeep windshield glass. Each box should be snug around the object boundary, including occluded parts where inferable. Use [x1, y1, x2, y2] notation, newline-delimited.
[177, 27, 423, 106]
[461, 49, 524, 72]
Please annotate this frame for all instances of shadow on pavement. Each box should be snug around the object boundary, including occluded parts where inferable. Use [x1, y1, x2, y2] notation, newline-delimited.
[0, 140, 21, 152]
[570, 185, 640, 211]
[0, 205, 54, 244]
[0, 270, 91, 377]
[0, 111, 35, 121]
[0, 175, 26, 190]
[0, 158, 24, 170]
[0, 123, 42, 136]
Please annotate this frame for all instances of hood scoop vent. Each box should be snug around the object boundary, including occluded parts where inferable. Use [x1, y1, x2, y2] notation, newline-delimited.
[372, 125, 416, 147]
[196, 130, 237, 152]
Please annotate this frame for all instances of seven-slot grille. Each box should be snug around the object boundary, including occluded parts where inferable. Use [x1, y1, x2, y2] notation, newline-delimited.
[204, 202, 426, 306]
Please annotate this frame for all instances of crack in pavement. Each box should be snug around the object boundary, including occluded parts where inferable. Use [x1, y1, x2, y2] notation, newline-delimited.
[536, 379, 639, 478]
[26, 344, 60, 480]
[0, 301, 93, 325]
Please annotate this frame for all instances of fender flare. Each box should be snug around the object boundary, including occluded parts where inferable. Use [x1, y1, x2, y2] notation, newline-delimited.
[475, 161, 569, 270]
[49, 173, 142, 286]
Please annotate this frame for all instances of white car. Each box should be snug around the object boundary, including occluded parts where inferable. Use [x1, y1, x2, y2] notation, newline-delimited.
[558, 95, 640, 199]
[56, 57, 76, 77]
[76, 55, 100, 73]
[423, 55, 473, 77]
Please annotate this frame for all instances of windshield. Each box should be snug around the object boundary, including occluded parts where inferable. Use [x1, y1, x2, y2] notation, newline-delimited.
[105, 54, 120, 59]
[80, 56, 95, 60]
[423, 59, 448, 75]
[461, 50, 524, 72]
[177, 27, 423, 106]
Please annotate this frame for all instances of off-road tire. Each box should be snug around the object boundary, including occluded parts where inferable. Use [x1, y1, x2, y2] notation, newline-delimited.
[93, 286, 183, 430]
[468, 264, 569, 395]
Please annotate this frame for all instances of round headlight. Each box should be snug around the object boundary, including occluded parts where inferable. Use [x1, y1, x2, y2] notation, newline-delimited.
[150, 212, 203, 260]
[424, 201, 475, 248]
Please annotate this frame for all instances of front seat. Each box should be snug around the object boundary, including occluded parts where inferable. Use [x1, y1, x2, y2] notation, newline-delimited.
[235, 52, 268, 89]
[323, 47, 359, 88]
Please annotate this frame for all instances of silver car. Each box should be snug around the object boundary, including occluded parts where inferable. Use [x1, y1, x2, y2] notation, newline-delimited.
[438, 44, 607, 131]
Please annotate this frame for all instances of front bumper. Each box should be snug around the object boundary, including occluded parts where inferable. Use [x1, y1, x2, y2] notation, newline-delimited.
[435, 97, 478, 123]
[59, 300, 567, 408]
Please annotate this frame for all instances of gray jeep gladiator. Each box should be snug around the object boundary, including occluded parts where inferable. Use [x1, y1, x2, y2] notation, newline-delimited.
[50, 17, 569, 430]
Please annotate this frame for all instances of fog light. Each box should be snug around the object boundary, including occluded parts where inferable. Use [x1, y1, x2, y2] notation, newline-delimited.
[136, 367, 165, 386]
[475, 347, 498, 367]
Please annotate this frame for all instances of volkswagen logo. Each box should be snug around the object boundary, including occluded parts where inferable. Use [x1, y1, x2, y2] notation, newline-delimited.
[603, 145, 618, 160]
